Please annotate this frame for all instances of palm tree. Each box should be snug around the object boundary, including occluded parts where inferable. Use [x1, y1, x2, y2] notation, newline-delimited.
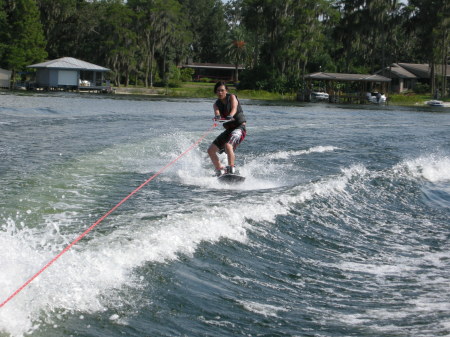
[226, 29, 247, 82]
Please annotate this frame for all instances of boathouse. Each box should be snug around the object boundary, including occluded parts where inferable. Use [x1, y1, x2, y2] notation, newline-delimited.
[27, 57, 111, 92]
[181, 62, 245, 82]
[300, 72, 391, 103]
[0, 68, 12, 88]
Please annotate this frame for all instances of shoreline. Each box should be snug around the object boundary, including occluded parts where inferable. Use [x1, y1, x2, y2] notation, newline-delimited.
[113, 87, 450, 107]
[2, 87, 449, 107]
[113, 87, 164, 96]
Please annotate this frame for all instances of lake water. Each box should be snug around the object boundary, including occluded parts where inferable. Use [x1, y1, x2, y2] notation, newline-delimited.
[0, 92, 449, 337]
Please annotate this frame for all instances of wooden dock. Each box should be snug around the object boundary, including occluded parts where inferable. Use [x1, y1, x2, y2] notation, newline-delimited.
[77, 85, 114, 94]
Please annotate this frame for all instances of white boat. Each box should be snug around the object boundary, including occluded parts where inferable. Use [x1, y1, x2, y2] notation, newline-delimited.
[425, 100, 444, 107]
[367, 92, 387, 104]
[310, 91, 329, 102]
[79, 79, 91, 87]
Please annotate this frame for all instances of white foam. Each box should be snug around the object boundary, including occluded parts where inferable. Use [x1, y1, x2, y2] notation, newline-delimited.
[198, 316, 236, 328]
[276, 164, 367, 207]
[185, 145, 338, 190]
[397, 155, 450, 182]
[236, 299, 289, 317]
[0, 202, 253, 335]
[256, 145, 338, 160]
[339, 260, 418, 276]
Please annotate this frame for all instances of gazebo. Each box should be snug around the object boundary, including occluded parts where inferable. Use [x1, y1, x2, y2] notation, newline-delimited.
[301, 72, 391, 103]
[27, 57, 111, 92]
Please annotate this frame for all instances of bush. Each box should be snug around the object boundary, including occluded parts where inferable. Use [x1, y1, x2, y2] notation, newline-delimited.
[239, 65, 300, 94]
[163, 64, 181, 85]
[168, 80, 182, 88]
[180, 68, 194, 82]
[199, 77, 214, 83]
[239, 65, 270, 90]
[413, 82, 430, 94]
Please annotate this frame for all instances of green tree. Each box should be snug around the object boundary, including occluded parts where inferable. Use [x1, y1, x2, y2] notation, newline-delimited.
[127, 0, 161, 87]
[0, 0, 8, 62]
[286, 1, 337, 82]
[179, 0, 228, 63]
[224, 0, 244, 30]
[155, 0, 192, 84]
[37, 0, 78, 59]
[99, 0, 137, 86]
[333, 0, 405, 73]
[240, 0, 336, 92]
[1, 0, 47, 79]
[128, 0, 191, 87]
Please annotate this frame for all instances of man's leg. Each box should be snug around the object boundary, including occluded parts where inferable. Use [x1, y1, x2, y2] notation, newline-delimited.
[208, 143, 223, 170]
[224, 142, 235, 167]
[225, 128, 245, 168]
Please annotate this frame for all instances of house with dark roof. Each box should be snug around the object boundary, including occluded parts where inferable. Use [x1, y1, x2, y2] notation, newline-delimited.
[376, 63, 450, 93]
[181, 62, 245, 82]
[27, 57, 111, 92]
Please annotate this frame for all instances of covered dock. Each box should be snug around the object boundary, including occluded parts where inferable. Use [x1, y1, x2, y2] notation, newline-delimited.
[181, 62, 244, 82]
[300, 72, 391, 104]
[27, 57, 112, 93]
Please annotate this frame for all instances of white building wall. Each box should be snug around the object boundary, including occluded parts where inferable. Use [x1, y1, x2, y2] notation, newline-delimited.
[0, 68, 12, 88]
[58, 70, 78, 86]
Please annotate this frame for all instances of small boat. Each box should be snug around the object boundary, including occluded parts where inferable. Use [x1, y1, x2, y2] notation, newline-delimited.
[79, 79, 91, 87]
[310, 91, 329, 102]
[367, 92, 387, 104]
[425, 100, 444, 107]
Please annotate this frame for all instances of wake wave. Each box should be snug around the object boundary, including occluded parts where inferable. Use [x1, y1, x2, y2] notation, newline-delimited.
[0, 142, 349, 336]
[0, 165, 364, 337]
[1, 132, 448, 337]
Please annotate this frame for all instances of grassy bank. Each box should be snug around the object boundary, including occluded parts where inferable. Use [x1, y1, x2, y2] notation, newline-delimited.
[167, 82, 295, 100]
[115, 82, 296, 101]
[388, 93, 432, 105]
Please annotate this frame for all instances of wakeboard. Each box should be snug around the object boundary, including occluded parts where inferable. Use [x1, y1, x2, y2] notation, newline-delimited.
[217, 173, 245, 184]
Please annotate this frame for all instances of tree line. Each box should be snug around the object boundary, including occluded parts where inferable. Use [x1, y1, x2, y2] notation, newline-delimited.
[0, 0, 449, 95]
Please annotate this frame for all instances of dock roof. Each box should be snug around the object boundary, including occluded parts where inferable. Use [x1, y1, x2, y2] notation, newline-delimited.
[28, 57, 109, 71]
[305, 72, 391, 82]
[182, 62, 245, 70]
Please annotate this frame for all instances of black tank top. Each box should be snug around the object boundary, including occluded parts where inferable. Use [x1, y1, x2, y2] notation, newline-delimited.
[215, 93, 246, 129]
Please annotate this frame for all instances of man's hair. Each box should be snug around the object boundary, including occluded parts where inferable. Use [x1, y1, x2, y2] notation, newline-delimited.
[214, 81, 228, 93]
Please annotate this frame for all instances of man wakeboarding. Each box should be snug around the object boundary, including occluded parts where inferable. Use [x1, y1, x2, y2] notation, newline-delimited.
[207, 81, 247, 179]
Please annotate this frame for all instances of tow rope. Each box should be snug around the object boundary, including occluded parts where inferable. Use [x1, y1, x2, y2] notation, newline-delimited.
[0, 123, 218, 308]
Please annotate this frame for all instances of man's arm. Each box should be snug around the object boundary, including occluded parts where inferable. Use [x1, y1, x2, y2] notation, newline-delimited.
[229, 95, 238, 117]
[213, 103, 221, 119]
